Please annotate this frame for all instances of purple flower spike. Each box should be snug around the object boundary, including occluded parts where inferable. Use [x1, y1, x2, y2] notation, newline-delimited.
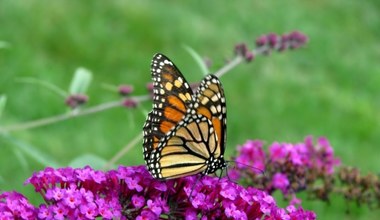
[233, 136, 340, 207]
[236, 140, 266, 172]
[0, 191, 37, 219]
[1, 164, 316, 219]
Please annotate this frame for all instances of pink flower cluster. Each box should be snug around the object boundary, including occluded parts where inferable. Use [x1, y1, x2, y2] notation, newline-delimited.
[28, 166, 122, 219]
[0, 165, 316, 219]
[233, 136, 340, 200]
[269, 136, 340, 174]
[0, 191, 37, 219]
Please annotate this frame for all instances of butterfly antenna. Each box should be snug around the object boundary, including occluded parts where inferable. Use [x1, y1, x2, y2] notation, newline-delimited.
[228, 160, 266, 176]
[222, 161, 240, 184]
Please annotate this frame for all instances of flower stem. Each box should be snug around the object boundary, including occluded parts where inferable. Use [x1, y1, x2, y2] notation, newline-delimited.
[215, 46, 269, 78]
[103, 133, 143, 170]
[0, 95, 149, 133]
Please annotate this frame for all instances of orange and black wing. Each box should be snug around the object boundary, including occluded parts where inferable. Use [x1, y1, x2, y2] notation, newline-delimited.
[193, 74, 227, 159]
[143, 53, 194, 162]
[147, 75, 227, 180]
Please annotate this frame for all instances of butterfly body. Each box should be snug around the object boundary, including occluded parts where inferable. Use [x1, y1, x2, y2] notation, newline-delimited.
[143, 53, 227, 180]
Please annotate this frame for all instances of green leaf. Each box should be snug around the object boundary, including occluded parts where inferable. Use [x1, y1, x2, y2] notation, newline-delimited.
[183, 45, 209, 76]
[69, 67, 93, 94]
[69, 154, 108, 170]
[0, 95, 7, 119]
[1, 133, 61, 168]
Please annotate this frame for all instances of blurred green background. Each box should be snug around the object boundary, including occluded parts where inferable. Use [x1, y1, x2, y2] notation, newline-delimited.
[1, 0, 379, 218]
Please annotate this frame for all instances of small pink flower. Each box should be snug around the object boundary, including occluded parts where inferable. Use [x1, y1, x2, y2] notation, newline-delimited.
[272, 173, 290, 194]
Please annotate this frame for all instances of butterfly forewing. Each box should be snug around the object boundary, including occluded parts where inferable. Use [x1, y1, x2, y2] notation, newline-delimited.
[194, 75, 227, 158]
[143, 53, 194, 162]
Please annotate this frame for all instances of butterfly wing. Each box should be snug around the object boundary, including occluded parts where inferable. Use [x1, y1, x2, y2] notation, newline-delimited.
[143, 53, 194, 162]
[148, 114, 218, 179]
[193, 74, 227, 160]
[147, 74, 227, 180]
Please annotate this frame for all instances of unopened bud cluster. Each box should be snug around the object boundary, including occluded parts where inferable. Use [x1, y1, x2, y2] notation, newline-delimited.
[233, 31, 308, 63]
[65, 94, 88, 109]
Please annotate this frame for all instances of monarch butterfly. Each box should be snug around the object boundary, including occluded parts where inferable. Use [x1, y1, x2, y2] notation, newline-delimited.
[143, 53, 227, 180]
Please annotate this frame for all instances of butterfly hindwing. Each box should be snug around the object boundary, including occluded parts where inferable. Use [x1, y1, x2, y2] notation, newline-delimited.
[149, 114, 216, 179]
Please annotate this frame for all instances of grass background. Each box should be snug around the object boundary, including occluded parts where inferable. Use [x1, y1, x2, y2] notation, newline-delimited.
[1, 0, 379, 218]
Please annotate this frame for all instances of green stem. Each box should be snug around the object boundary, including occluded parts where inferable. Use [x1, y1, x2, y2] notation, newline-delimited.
[0, 95, 149, 132]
